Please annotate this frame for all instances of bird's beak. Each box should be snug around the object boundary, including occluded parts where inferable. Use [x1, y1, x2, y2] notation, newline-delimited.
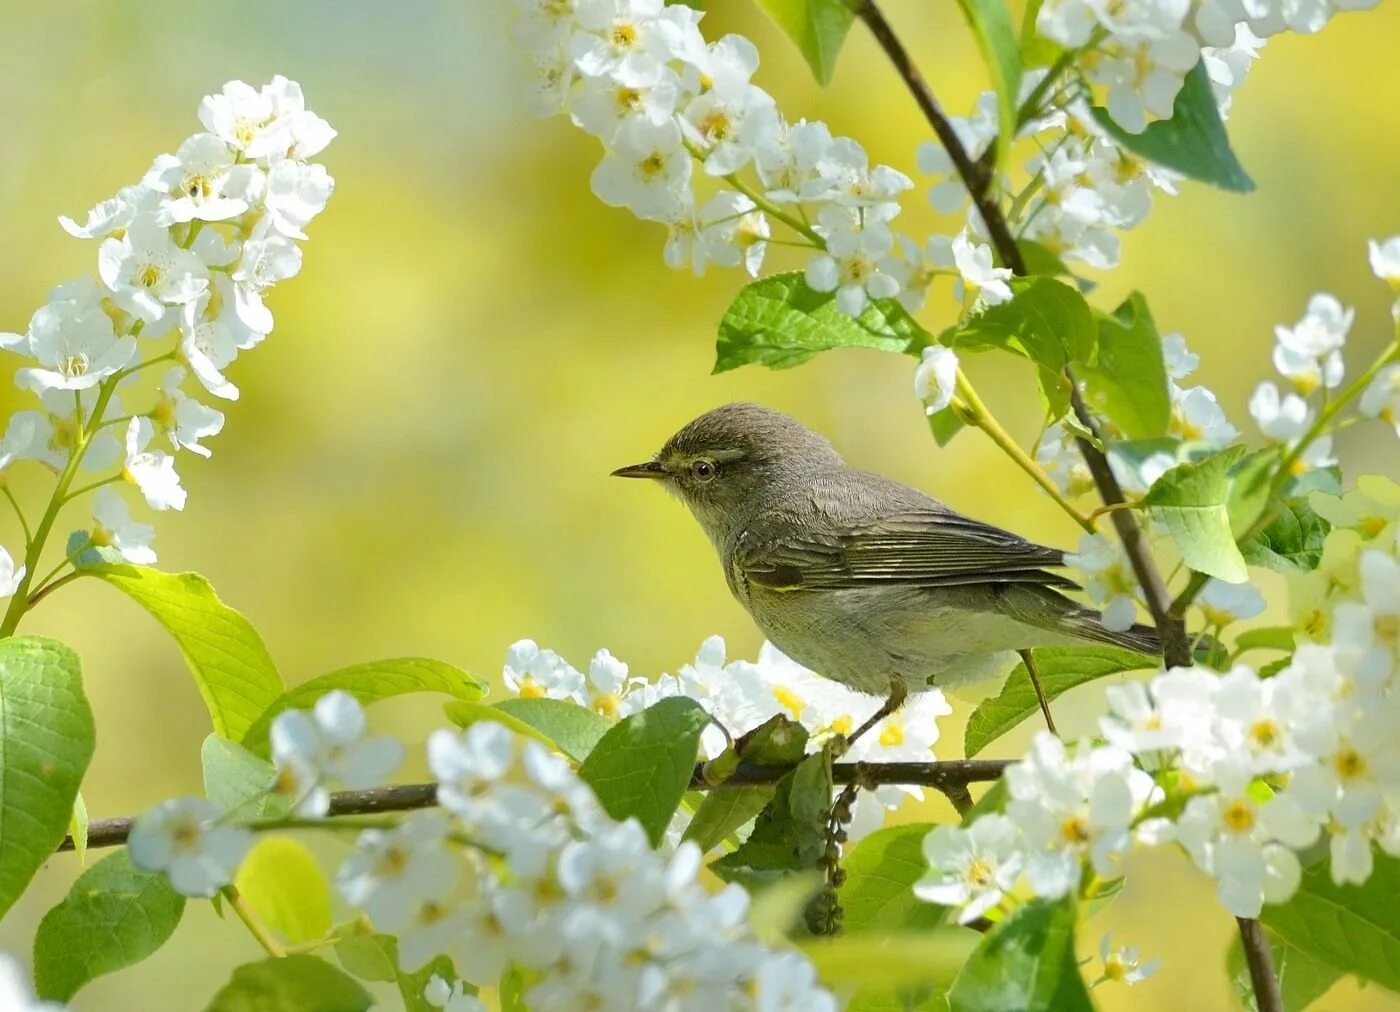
[611, 460, 667, 480]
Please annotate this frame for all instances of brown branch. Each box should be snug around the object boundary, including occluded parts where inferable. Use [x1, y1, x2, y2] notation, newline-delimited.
[1236, 917, 1284, 1012]
[56, 760, 1012, 854]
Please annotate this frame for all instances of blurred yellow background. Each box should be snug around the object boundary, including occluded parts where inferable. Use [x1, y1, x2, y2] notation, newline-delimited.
[1, 0, 1398, 1008]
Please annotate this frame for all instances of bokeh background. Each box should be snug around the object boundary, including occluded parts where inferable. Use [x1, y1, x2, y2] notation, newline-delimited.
[1, 1, 1398, 1008]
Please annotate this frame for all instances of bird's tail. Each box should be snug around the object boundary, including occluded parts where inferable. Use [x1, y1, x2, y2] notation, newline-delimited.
[1074, 617, 1161, 656]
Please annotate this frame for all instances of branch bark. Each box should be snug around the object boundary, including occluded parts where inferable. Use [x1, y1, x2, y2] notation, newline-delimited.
[854, 4, 1275, 1008]
[56, 759, 1011, 854]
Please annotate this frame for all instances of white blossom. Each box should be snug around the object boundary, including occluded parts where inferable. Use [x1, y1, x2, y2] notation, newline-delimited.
[122, 418, 187, 511]
[88, 487, 157, 565]
[128, 797, 251, 897]
[914, 346, 959, 414]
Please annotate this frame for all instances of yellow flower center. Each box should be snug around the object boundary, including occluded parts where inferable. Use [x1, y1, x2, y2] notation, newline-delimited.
[878, 721, 905, 748]
[1223, 799, 1255, 833]
[1249, 719, 1281, 749]
[374, 845, 409, 878]
[1375, 614, 1400, 645]
[638, 152, 668, 179]
[138, 264, 163, 289]
[772, 685, 805, 719]
[593, 692, 623, 719]
[90, 524, 113, 549]
[59, 353, 90, 378]
[1335, 747, 1368, 781]
[1060, 815, 1090, 846]
[610, 22, 638, 49]
[517, 675, 546, 699]
[966, 857, 994, 887]
[1103, 956, 1127, 982]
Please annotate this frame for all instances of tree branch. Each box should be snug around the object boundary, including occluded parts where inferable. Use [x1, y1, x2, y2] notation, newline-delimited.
[56, 760, 1011, 854]
[855, 7, 1275, 1008]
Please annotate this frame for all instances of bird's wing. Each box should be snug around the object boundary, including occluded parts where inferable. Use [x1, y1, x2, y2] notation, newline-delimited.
[734, 508, 1077, 591]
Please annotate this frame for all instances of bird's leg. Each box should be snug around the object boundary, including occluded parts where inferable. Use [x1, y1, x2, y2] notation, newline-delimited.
[832, 679, 909, 757]
[1019, 649, 1059, 736]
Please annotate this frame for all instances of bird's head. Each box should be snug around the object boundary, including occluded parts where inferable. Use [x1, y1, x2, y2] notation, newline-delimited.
[612, 403, 843, 542]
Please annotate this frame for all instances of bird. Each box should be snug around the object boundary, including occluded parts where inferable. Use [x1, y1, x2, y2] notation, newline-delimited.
[612, 402, 1160, 744]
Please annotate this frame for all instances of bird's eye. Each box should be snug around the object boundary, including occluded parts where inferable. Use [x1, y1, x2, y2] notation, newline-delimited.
[691, 459, 717, 481]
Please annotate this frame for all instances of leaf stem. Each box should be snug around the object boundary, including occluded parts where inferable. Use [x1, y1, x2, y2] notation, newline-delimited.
[222, 884, 286, 958]
[2, 486, 31, 544]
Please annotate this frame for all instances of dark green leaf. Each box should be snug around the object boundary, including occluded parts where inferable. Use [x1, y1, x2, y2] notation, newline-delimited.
[1143, 445, 1250, 582]
[841, 823, 947, 933]
[1078, 293, 1171, 439]
[201, 735, 291, 821]
[1226, 924, 1340, 1011]
[954, 0, 1021, 161]
[1242, 500, 1331, 573]
[241, 657, 482, 755]
[716, 272, 930, 373]
[493, 697, 613, 762]
[0, 637, 94, 919]
[753, 0, 854, 85]
[711, 751, 832, 886]
[1092, 61, 1254, 192]
[578, 697, 711, 846]
[948, 897, 1094, 1011]
[928, 406, 967, 447]
[965, 647, 1159, 756]
[685, 715, 809, 852]
[1227, 448, 1280, 537]
[1016, 240, 1071, 278]
[33, 851, 185, 1001]
[204, 955, 371, 1011]
[84, 565, 283, 741]
[1262, 851, 1400, 995]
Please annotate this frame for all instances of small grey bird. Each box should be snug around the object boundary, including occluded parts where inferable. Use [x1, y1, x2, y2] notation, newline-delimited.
[613, 403, 1158, 739]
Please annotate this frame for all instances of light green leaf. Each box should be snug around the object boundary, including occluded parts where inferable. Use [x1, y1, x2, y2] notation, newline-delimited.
[954, 0, 1020, 161]
[334, 926, 460, 1011]
[1092, 61, 1254, 192]
[748, 871, 823, 944]
[1227, 448, 1279, 537]
[204, 955, 371, 1011]
[802, 930, 979, 995]
[241, 657, 482, 755]
[85, 565, 283, 741]
[841, 823, 947, 933]
[233, 836, 332, 944]
[1226, 924, 1340, 1011]
[1017, 240, 1072, 279]
[578, 697, 711, 846]
[33, 850, 185, 1001]
[201, 735, 291, 821]
[1242, 500, 1331, 573]
[753, 0, 854, 85]
[1078, 293, 1171, 439]
[716, 272, 930, 373]
[0, 637, 95, 919]
[711, 751, 832, 886]
[1262, 851, 1400, 995]
[493, 697, 613, 762]
[965, 647, 1158, 757]
[1232, 627, 1296, 655]
[1143, 445, 1250, 582]
[685, 714, 809, 853]
[69, 792, 88, 867]
[948, 897, 1094, 1011]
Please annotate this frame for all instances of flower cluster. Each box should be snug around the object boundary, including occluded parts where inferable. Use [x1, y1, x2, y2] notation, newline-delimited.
[505, 635, 954, 840]
[921, 475, 1400, 922]
[0, 77, 333, 596]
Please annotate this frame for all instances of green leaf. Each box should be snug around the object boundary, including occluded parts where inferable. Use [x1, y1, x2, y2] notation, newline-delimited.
[69, 792, 88, 866]
[240, 657, 482, 755]
[841, 823, 948, 933]
[1226, 924, 1340, 1012]
[928, 406, 967, 447]
[1143, 445, 1250, 582]
[443, 699, 560, 751]
[1092, 61, 1254, 192]
[953, 0, 1021, 162]
[202, 735, 291, 821]
[753, 0, 854, 85]
[85, 565, 283, 741]
[1019, 0, 1062, 68]
[335, 930, 457, 1011]
[1262, 851, 1400, 995]
[947, 897, 1094, 1011]
[233, 836, 332, 944]
[204, 955, 372, 1011]
[33, 851, 185, 1002]
[711, 751, 832, 886]
[0, 637, 95, 919]
[1227, 448, 1279, 538]
[1017, 240, 1072, 278]
[685, 714, 809, 853]
[1077, 293, 1171, 439]
[965, 647, 1159, 757]
[578, 697, 711, 846]
[1232, 626, 1297, 655]
[802, 930, 980, 995]
[1242, 500, 1331, 573]
[716, 272, 930, 373]
[748, 871, 824, 944]
[493, 697, 612, 762]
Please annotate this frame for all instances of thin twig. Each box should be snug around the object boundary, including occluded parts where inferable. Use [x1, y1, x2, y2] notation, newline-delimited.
[1236, 917, 1284, 1012]
[57, 763, 1011, 854]
[1018, 649, 1058, 735]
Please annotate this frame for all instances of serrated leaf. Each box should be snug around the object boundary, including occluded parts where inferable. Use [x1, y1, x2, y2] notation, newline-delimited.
[84, 565, 283, 741]
[965, 647, 1159, 757]
[0, 637, 95, 920]
[753, 0, 854, 85]
[1242, 500, 1330, 573]
[1078, 293, 1171, 439]
[1262, 851, 1400, 995]
[711, 751, 832, 886]
[1226, 924, 1340, 1011]
[1143, 445, 1250, 582]
[233, 836, 332, 943]
[841, 823, 948, 933]
[240, 657, 482, 755]
[578, 697, 711, 846]
[685, 714, 809, 853]
[204, 955, 371, 1011]
[202, 735, 291, 821]
[947, 897, 1094, 1011]
[493, 697, 612, 762]
[716, 272, 930, 373]
[33, 851, 185, 1001]
[954, 0, 1020, 162]
[1092, 61, 1254, 192]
